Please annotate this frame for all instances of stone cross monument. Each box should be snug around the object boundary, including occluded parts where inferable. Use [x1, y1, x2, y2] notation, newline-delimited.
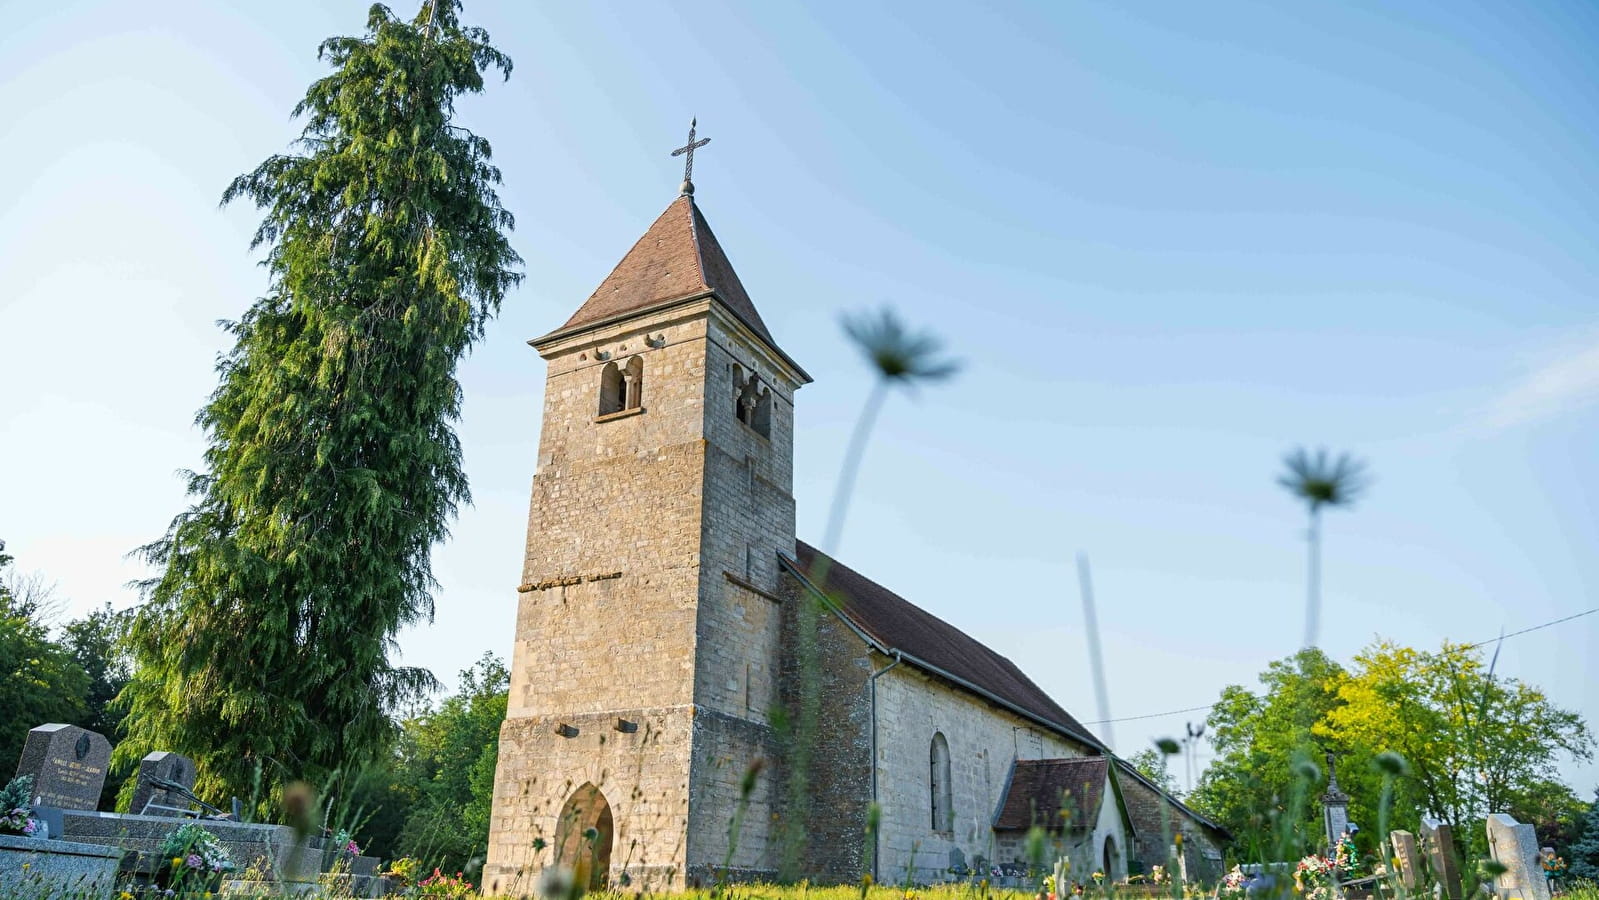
[1321, 751, 1351, 851]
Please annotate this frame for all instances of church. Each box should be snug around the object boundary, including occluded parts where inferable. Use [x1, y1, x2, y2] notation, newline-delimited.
[482, 153, 1226, 893]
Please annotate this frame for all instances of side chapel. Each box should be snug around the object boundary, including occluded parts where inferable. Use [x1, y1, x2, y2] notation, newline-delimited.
[483, 154, 1225, 893]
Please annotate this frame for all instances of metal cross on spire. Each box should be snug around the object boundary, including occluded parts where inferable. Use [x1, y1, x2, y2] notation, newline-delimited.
[671, 118, 710, 196]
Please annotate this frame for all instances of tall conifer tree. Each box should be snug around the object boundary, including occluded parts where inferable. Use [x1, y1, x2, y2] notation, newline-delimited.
[119, 0, 519, 802]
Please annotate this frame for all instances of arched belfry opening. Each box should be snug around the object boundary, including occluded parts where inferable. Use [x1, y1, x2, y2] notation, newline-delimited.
[733, 365, 772, 438]
[553, 783, 614, 891]
[599, 362, 623, 416]
[599, 358, 643, 417]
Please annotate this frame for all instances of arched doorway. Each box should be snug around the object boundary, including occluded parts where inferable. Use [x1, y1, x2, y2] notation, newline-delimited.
[1102, 835, 1120, 881]
[553, 783, 614, 891]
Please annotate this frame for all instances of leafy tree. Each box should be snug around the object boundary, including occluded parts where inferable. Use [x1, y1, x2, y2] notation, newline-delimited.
[1127, 747, 1179, 795]
[1277, 447, 1369, 649]
[59, 603, 134, 808]
[348, 654, 508, 876]
[118, 0, 520, 805]
[1188, 648, 1368, 859]
[62, 603, 132, 739]
[1318, 641, 1593, 856]
[0, 550, 89, 766]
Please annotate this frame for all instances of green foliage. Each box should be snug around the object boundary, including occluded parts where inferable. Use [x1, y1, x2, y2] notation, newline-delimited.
[1188, 648, 1354, 860]
[1127, 748, 1179, 795]
[61, 603, 132, 738]
[1190, 641, 1594, 864]
[1319, 640, 1593, 848]
[61, 603, 134, 809]
[0, 553, 89, 766]
[351, 653, 508, 876]
[1565, 792, 1599, 881]
[0, 775, 34, 814]
[117, 0, 520, 805]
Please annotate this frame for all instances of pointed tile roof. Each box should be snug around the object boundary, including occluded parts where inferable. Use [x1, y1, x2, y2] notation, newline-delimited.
[556, 195, 776, 347]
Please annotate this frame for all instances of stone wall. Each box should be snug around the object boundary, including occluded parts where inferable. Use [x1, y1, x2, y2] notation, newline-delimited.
[682, 311, 806, 882]
[484, 708, 694, 893]
[873, 664, 1087, 883]
[776, 574, 875, 883]
[1115, 769, 1225, 884]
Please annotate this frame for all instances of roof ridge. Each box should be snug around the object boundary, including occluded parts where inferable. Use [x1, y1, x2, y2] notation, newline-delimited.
[686, 196, 710, 292]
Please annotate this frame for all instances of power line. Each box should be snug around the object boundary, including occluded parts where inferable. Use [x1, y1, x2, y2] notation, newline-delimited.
[1085, 704, 1214, 726]
[1081, 605, 1599, 727]
[1463, 606, 1599, 649]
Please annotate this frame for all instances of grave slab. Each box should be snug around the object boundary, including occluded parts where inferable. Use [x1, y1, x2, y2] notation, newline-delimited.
[0, 833, 124, 900]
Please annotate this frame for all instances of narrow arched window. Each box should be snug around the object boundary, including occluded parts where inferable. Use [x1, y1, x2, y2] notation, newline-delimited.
[598, 361, 623, 415]
[930, 732, 952, 833]
[622, 356, 643, 410]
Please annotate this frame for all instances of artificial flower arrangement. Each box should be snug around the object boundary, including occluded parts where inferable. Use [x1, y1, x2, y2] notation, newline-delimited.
[1330, 833, 1360, 881]
[330, 828, 362, 858]
[1295, 854, 1335, 900]
[0, 776, 40, 837]
[1215, 865, 1248, 900]
[157, 822, 234, 890]
[1541, 852, 1568, 878]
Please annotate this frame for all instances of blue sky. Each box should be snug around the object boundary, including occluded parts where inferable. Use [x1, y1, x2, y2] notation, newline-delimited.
[2, 0, 1596, 794]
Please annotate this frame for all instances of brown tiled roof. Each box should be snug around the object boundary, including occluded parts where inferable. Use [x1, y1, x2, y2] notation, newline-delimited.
[790, 542, 1104, 749]
[556, 195, 776, 346]
[994, 758, 1109, 832]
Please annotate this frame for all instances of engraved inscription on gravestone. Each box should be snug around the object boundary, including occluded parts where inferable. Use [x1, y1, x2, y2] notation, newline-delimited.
[14, 723, 112, 810]
[1391, 830, 1423, 890]
[130, 751, 198, 816]
[1486, 813, 1551, 900]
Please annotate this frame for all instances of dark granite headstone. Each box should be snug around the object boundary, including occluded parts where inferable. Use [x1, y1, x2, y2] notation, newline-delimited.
[128, 751, 197, 816]
[1420, 817, 1464, 900]
[14, 724, 111, 811]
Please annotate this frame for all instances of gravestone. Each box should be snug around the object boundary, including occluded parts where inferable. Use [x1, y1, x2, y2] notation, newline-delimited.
[128, 751, 197, 816]
[1321, 753, 1351, 851]
[1390, 830, 1423, 890]
[1485, 813, 1550, 900]
[14, 725, 111, 811]
[1420, 817, 1464, 900]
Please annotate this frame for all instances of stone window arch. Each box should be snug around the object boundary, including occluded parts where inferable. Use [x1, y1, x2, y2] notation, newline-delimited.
[621, 356, 643, 410]
[599, 357, 643, 416]
[930, 731, 953, 833]
[598, 361, 623, 415]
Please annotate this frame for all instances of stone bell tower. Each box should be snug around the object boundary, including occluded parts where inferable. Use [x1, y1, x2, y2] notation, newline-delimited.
[483, 186, 810, 893]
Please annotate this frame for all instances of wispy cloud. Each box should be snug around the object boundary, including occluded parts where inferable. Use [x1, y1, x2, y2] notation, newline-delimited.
[1486, 333, 1599, 429]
